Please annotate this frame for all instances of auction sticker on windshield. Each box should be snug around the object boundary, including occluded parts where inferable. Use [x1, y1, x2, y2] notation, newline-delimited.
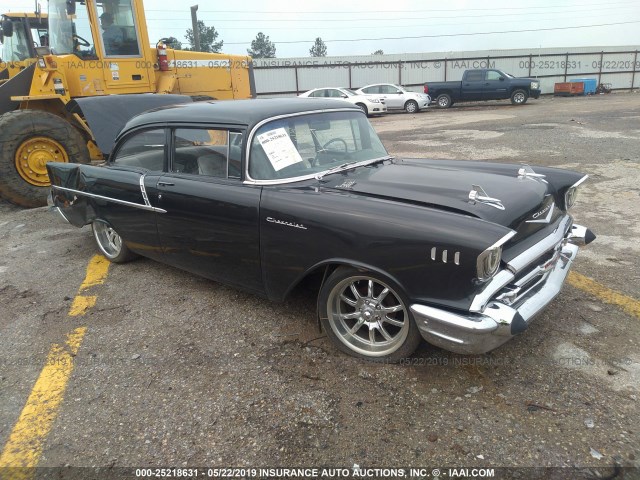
[257, 128, 304, 171]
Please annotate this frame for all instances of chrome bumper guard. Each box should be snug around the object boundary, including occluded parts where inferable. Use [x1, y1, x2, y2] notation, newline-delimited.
[410, 221, 594, 354]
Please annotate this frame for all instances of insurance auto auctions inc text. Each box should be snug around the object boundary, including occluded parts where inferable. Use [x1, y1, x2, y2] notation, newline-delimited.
[206, 467, 495, 478]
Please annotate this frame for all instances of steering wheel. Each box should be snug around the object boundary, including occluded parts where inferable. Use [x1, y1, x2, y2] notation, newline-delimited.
[322, 138, 348, 152]
[73, 35, 91, 47]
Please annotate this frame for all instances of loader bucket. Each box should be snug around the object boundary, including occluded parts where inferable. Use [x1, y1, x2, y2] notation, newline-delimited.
[66, 94, 193, 155]
[0, 63, 34, 115]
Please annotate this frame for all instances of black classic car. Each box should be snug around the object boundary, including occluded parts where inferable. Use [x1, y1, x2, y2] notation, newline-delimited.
[47, 98, 595, 362]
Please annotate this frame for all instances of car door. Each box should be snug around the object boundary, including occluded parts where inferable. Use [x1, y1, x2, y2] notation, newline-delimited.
[460, 70, 485, 100]
[380, 84, 405, 109]
[155, 127, 264, 294]
[483, 70, 508, 99]
[90, 127, 167, 261]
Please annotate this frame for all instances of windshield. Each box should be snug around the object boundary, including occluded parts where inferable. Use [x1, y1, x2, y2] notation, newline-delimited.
[344, 89, 358, 96]
[49, 0, 95, 57]
[249, 111, 388, 181]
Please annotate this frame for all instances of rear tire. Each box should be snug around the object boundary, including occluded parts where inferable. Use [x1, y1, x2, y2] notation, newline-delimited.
[318, 266, 421, 363]
[92, 221, 138, 263]
[0, 110, 90, 208]
[436, 94, 452, 108]
[510, 89, 529, 105]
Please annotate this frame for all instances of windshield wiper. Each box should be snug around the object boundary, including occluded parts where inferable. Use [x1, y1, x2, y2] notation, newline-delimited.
[315, 162, 359, 180]
[315, 156, 393, 180]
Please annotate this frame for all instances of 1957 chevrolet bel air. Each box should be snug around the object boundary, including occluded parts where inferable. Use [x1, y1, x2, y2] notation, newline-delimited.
[47, 98, 595, 362]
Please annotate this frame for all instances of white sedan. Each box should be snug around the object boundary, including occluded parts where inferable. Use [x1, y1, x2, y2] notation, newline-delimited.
[355, 83, 430, 113]
[298, 87, 387, 116]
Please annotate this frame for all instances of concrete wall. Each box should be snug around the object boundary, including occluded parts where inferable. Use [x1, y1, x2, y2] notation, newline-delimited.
[253, 46, 640, 96]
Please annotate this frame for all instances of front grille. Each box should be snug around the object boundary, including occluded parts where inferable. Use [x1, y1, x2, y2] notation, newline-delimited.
[494, 242, 563, 307]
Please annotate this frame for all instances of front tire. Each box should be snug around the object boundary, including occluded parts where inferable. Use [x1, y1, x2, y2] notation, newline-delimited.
[92, 221, 138, 263]
[404, 100, 419, 113]
[436, 94, 452, 108]
[318, 266, 421, 362]
[511, 89, 529, 105]
[355, 103, 369, 115]
[0, 110, 90, 208]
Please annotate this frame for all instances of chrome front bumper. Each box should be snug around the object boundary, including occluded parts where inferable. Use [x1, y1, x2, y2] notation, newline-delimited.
[410, 221, 594, 354]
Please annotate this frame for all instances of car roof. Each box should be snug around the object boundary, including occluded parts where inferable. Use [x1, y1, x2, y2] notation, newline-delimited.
[121, 98, 359, 135]
[360, 83, 399, 88]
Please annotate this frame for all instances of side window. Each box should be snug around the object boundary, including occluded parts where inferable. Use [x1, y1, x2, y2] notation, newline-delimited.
[465, 71, 484, 82]
[173, 128, 240, 179]
[112, 129, 165, 171]
[381, 85, 397, 94]
[96, 0, 141, 56]
[327, 89, 344, 98]
[308, 90, 323, 98]
[486, 71, 503, 81]
[362, 87, 374, 94]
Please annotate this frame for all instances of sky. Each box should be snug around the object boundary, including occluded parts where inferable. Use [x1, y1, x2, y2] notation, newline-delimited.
[4, 0, 640, 57]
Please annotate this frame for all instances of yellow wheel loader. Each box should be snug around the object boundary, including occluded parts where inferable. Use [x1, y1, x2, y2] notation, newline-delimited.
[0, 0, 255, 208]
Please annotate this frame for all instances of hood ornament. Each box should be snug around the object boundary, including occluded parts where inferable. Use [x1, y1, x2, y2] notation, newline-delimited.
[518, 165, 548, 183]
[468, 184, 505, 210]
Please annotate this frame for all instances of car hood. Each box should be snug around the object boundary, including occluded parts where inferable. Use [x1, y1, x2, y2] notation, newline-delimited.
[320, 158, 561, 234]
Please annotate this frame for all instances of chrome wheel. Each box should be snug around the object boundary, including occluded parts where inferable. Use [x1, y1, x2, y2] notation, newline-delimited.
[93, 221, 123, 259]
[405, 100, 418, 113]
[437, 94, 451, 108]
[511, 90, 528, 105]
[326, 275, 409, 357]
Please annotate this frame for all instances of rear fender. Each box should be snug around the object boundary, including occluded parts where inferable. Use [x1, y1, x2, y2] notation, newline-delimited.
[46, 162, 95, 228]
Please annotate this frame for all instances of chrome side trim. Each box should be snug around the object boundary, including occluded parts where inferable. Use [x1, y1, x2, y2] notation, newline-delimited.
[489, 230, 517, 250]
[51, 185, 167, 213]
[139, 174, 151, 207]
[571, 174, 589, 189]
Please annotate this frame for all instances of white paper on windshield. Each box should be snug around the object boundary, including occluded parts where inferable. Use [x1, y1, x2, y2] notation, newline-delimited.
[257, 128, 304, 172]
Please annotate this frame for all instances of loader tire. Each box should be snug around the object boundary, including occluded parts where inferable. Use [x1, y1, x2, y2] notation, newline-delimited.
[0, 110, 90, 208]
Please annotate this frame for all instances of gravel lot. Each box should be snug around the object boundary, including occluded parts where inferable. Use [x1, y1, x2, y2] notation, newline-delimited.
[0, 93, 639, 477]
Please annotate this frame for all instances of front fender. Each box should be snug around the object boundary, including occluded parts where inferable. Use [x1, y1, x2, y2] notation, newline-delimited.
[260, 186, 513, 310]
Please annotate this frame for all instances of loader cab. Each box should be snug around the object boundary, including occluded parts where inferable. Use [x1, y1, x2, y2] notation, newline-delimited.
[49, 0, 146, 59]
[47, 0, 154, 92]
[0, 14, 48, 63]
[48, 0, 143, 58]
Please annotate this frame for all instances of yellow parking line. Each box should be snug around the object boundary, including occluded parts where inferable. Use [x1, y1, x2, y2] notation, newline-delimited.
[0, 255, 110, 473]
[568, 271, 640, 319]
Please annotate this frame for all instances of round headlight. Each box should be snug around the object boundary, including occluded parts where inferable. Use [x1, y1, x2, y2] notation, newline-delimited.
[565, 186, 578, 209]
[476, 246, 502, 281]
